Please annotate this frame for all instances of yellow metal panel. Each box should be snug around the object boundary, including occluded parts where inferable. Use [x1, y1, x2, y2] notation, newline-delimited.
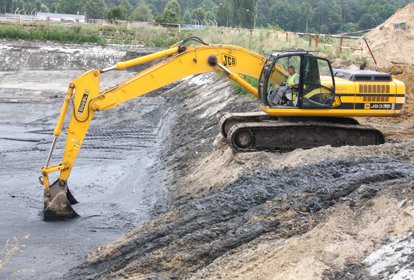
[116, 47, 179, 70]
[336, 96, 354, 103]
[396, 97, 406, 103]
[59, 70, 100, 181]
[93, 45, 265, 110]
[395, 80, 406, 94]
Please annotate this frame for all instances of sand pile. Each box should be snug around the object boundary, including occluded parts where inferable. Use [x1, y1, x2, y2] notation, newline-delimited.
[364, 2, 414, 67]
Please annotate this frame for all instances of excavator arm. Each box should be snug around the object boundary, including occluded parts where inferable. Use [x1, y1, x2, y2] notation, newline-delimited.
[40, 38, 266, 220]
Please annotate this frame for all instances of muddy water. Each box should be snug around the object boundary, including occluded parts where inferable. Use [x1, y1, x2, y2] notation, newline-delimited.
[0, 72, 180, 279]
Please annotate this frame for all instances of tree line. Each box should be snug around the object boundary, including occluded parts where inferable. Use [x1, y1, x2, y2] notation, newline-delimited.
[1, 0, 412, 33]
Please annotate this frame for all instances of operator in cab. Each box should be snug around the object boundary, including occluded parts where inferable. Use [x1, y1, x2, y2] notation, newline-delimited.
[268, 65, 299, 106]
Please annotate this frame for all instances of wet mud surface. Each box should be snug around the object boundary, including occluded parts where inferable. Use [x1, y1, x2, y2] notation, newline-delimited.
[0, 72, 178, 279]
[0, 42, 176, 279]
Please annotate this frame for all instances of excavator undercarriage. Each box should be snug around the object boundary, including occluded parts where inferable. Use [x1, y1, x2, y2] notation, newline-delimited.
[219, 113, 385, 152]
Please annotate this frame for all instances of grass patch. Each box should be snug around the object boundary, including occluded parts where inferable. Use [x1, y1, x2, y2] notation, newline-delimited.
[0, 22, 194, 47]
[0, 234, 31, 278]
[0, 22, 365, 60]
[0, 23, 103, 44]
[231, 75, 259, 100]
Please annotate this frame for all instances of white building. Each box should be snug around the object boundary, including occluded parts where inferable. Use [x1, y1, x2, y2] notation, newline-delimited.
[36, 12, 85, 23]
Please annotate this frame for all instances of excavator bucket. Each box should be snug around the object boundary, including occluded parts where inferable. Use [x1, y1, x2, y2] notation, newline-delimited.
[43, 180, 79, 221]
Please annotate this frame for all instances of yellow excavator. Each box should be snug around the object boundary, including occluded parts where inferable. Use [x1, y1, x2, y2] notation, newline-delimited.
[39, 37, 406, 220]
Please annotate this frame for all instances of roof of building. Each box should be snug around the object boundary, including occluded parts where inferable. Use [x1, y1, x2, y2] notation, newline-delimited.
[37, 12, 85, 19]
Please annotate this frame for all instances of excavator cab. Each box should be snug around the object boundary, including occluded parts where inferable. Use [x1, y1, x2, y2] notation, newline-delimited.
[258, 52, 336, 109]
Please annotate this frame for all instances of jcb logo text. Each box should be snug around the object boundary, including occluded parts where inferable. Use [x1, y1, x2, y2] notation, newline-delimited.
[222, 54, 237, 67]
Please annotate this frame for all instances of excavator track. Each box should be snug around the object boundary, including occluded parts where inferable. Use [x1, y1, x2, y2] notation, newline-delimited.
[226, 121, 385, 152]
[219, 112, 272, 138]
[219, 112, 361, 139]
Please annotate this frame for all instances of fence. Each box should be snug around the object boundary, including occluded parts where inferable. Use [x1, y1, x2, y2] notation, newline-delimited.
[0, 14, 376, 64]
[283, 30, 377, 65]
[0, 12, 85, 23]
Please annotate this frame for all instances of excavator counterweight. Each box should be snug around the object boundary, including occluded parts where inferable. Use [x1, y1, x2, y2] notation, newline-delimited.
[39, 37, 405, 220]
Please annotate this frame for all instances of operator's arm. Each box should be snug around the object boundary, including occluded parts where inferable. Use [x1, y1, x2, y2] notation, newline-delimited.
[40, 40, 266, 195]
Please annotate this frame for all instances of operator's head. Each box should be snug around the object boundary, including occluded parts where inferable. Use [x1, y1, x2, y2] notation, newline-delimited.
[288, 66, 296, 75]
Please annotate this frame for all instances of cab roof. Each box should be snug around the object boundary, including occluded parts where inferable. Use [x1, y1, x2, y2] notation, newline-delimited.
[333, 69, 392, 81]
[270, 50, 315, 57]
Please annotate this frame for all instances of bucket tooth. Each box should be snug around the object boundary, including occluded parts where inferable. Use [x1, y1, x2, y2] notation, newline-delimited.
[66, 188, 79, 205]
[43, 180, 79, 221]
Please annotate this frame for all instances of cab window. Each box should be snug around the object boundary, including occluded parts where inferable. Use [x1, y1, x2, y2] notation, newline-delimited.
[301, 56, 335, 108]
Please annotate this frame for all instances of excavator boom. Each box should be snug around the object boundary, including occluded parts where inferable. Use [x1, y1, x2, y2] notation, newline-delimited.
[40, 38, 267, 219]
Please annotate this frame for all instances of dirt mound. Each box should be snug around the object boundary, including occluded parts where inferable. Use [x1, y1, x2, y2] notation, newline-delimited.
[385, 65, 414, 119]
[67, 155, 414, 279]
[326, 231, 414, 279]
[364, 3, 414, 68]
[357, 64, 414, 142]
[192, 181, 414, 280]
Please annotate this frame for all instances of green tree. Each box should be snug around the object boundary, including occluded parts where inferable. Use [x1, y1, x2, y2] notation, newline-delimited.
[183, 9, 191, 23]
[216, 0, 233, 26]
[205, 11, 215, 21]
[50, 2, 58, 13]
[11, 0, 18, 12]
[59, 0, 85, 14]
[35, 0, 42, 11]
[133, 0, 153, 21]
[120, 0, 133, 20]
[86, 0, 107, 19]
[158, 0, 181, 23]
[358, 13, 377, 29]
[300, 2, 314, 32]
[232, 0, 257, 29]
[39, 4, 49, 12]
[191, 7, 206, 21]
[107, 5, 128, 21]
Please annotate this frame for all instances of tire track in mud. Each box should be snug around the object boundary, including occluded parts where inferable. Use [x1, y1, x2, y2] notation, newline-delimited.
[67, 157, 414, 279]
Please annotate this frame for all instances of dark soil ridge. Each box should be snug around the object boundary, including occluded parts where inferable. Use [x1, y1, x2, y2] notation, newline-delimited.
[66, 157, 414, 279]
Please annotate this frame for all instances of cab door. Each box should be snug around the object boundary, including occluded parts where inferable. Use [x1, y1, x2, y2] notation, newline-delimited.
[259, 53, 302, 106]
[299, 56, 335, 108]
